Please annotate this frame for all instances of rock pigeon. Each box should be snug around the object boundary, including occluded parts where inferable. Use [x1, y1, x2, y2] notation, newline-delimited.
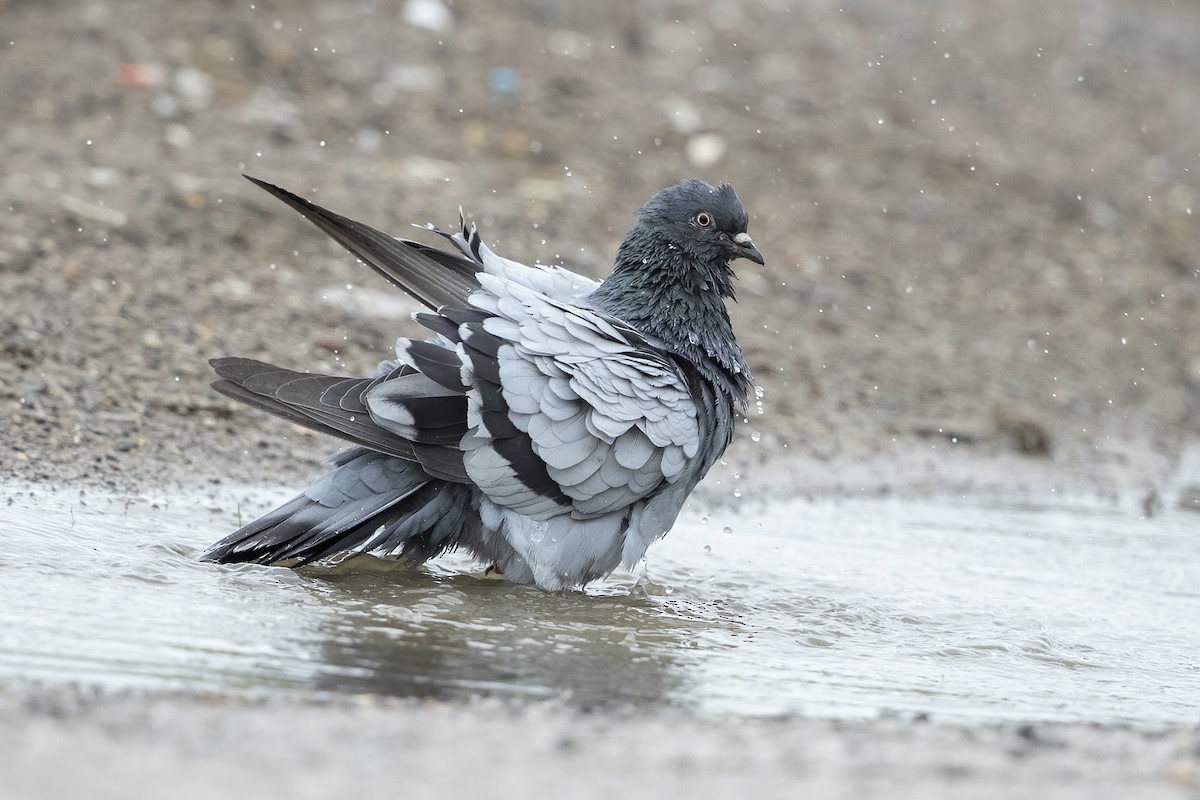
[202, 175, 763, 590]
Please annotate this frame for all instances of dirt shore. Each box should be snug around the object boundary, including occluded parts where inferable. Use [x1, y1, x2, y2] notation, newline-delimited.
[2, 682, 1198, 800]
[2, 0, 1199, 796]
[2, 0, 1198, 497]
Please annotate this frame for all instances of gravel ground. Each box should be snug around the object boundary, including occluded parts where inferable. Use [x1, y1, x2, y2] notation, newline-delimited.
[2, 0, 1199, 796]
[2, 0, 1198, 497]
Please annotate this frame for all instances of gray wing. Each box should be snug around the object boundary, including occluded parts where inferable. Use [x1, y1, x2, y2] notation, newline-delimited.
[228, 178, 693, 522]
[438, 272, 700, 521]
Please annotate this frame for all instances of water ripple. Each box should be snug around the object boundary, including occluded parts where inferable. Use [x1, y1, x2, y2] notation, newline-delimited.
[1, 484, 1197, 723]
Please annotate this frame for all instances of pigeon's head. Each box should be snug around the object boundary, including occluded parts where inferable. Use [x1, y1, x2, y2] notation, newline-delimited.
[637, 179, 764, 267]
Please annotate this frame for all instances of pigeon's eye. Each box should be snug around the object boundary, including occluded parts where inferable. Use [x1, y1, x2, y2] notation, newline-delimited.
[695, 211, 713, 228]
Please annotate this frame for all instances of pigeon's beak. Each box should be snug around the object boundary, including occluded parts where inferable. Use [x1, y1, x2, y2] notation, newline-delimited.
[733, 232, 765, 266]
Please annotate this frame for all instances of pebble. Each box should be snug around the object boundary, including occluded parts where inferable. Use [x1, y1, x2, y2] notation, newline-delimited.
[403, 0, 453, 33]
[170, 173, 206, 208]
[384, 63, 445, 93]
[86, 167, 121, 189]
[686, 132, 726, 169]
[399, 154, 461, 184]
[662, 98, 702, 134]
[548, 29, 591, 59]
[164, 123, 193, 150]
[173, 68, 213, 111]
[151, 93, 179, 120]
[59, 194, 127, 228]
[488, 66, 520, 105]
[117, 62, 167, 91]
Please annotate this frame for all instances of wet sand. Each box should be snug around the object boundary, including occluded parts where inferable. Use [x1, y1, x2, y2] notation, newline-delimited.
[2, 0, 1199, 796]
[4, 683, 1199, 800]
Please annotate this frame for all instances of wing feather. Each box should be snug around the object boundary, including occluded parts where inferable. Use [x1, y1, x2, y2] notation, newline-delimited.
[457, 272, 700, 519]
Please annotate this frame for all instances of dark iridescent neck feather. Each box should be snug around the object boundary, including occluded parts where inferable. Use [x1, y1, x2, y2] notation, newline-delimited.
[589, 228, 753, 407]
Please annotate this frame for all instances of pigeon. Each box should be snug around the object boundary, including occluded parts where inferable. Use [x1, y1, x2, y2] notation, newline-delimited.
[202, 175, 763, 590]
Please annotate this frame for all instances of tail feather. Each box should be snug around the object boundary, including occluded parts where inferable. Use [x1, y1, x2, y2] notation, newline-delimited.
[210, 356, 426, 463]
[202, 449, 473, 566]
[243, 175, 481, 310]
[210, 377, 370, 446]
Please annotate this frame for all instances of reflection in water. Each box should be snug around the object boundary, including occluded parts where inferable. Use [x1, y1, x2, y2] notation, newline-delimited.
[305, 561, 697, 707]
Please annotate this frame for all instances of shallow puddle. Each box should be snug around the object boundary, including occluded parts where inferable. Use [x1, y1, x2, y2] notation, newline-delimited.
[1, 480, 1197, 723]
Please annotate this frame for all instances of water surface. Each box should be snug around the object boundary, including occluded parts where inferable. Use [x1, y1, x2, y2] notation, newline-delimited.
[1, 482, 1197, 724]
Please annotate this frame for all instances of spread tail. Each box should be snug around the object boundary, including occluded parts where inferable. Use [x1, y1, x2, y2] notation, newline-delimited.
[203, 448, 474, 566]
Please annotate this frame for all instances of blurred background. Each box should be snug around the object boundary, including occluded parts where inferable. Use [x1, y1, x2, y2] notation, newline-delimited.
[2, 0, 1198, 499]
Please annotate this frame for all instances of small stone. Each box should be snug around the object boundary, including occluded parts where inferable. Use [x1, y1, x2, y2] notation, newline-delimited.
[403, 0, 453, 33]
[384, 63, 444, 93]
[662, 98, 702, 134]
[685, 132, 726, 169]
[117, 62, 167, 90]
[85, 167, 120, 189]
[548, 29, 591, 59]
[59, 194, 127, 228]
[151, 93, 180, 119]
[170, 173, 204, 198]
[399, 154, 461, 184]
[164, 123, 193, 150]
[488, 66, 521, 105]
[173, 67, 213, 111]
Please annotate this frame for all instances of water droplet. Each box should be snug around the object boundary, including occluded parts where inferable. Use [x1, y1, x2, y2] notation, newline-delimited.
[703, 545, 712, 554]
[722, 526, 733, 536]
[750, 431, 761, 442]
[688, 332, 700, 345]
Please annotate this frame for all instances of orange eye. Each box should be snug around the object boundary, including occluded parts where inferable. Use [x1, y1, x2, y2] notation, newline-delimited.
[695, 211, 713, 227]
